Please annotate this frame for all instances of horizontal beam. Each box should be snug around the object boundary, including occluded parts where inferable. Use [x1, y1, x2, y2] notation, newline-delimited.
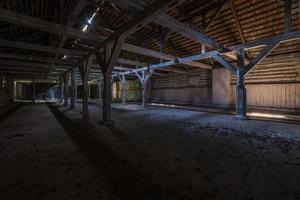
[114, 30, 300, 76]
[0, 53, 74, 65]
[122, 43, 174, 60]
[155, 14, 219, 49]
[0, 8, 104, 43]
[116, 58, 148, 67]
[0, 65, 47, 72]
[0, 39, 84, 56]
[122, 43, 212, 69]
[0, 59, 72, 69]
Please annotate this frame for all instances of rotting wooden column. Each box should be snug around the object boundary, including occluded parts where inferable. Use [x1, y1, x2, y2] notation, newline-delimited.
[95, 35, 125, 124]
[118, 74, 126, 104]
[236, 49, 246, 119]
[78, 56, 93, 120]
[32, 79, 36, 103]
[70, 69, 76, 109]
[59, 76, 64, 104]
[63, 74, 69, 106]
[135, 70, 154, 107]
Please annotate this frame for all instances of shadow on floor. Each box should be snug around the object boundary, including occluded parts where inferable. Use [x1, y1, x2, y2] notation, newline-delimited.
[0, 103, 22, 124]
[46, 103, 166, 200]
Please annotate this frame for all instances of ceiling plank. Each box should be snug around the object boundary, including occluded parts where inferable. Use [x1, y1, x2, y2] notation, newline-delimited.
[0, 8, 104, 42]
[0, 39, 84, 56]
[155, 14, 219, 49]
[122, 43, 212, 69]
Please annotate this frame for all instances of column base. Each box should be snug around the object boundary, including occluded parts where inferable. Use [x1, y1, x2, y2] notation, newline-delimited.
[99, 120, 115, 126]
[235, 114, 247, 120]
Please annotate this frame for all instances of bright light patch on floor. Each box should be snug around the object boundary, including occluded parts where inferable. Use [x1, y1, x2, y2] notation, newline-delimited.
[150, 103, 181, 108]
[247, 112, 286, 119]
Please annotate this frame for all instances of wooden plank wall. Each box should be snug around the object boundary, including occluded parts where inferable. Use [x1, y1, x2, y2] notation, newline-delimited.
[151, 68, 212, 105]
[231, 84, 300, 113]
[231, 53, 300, 113]
[113, 79, 141, 101]
[151, 52, 300, 113]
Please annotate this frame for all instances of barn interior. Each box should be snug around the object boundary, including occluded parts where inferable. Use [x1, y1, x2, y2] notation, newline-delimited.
[0, 0, 300, 199]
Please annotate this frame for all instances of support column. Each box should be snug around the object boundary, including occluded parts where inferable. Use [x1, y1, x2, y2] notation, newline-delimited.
[95, 34, 125, 123]
[75, 85, 78, 104]
[98, 79, 103, 106]
[63, 74, 69, 106]
[83, 78, 89, 119]
[50, 89, 54, 100]
[136, 70, 154, 107]
[88, 84, 91, 100]
[118, 74, 126, 104]
[102, 72, 112, 122]
[0, 73, 3, 90]
[32, 79, 36, 103]
[78, 56, 93, 120]
[141, 82, 146, 107]
[59, 76, 64, 104]
[70, 69, 76, 109]
[236, 49, 247, 119]
[6, 78, 14, 102]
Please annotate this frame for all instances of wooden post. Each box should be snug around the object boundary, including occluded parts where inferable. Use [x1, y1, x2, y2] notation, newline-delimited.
[141, 82, 146, 106]
[236, 49, 247, 119]
[78, 56, 93, 120]
[0, 73, 3, 90]
[95, 35, 125, 124]
[98, 79, 103, 106]
[136, 70, 154, 107]
[285, 0, 292, 33]
[88, 83, 91, 100]
[70, 69, 76, 109]
[83, 77, 89, 119]
[63, 74, 69, 106]
[59, 76, 64, 104]
[6, 78, 14, 102]
[118, 74, 126, 104]
[75, 85, 78, 103]
[32, 79, 36, 103]
[102, 72, 112, 122]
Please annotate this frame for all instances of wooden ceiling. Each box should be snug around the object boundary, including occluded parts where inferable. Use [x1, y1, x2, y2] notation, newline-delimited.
[0, 0, 299, 81]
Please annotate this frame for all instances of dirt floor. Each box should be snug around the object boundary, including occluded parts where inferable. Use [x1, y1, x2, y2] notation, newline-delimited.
[0, 103, 300, 200]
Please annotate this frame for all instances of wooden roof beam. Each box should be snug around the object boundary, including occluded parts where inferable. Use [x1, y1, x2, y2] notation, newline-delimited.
[0, 39, 85, 56]
[0, 53, 75, 65]
[0, 8, 104, 43]
[63, 0, 187, 76]
[122, 43, 212, 69]
[114, 30, 300, 77]
[93, 0, 145, 12]
[155, 14, 219, 49]
[53, 0, 88, 72]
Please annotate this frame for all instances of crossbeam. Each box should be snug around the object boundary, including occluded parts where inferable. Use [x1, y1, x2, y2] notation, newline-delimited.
[122, 43, 212, 69]
[0, 8, 104, 42]
[155, 14, 219, 49]
[114, 30, 300, 77]
[0, 39, 84, 56]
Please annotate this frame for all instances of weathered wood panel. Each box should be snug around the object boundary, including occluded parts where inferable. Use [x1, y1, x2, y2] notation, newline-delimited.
[151, 68, 212, 105]
[151, 87, 211, 105]
[113, 79, 141, 101]
[231, 83, 300, 113]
